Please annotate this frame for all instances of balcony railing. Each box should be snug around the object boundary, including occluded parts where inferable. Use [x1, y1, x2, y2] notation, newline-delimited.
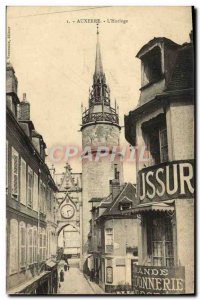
[82, 112, 119, 125]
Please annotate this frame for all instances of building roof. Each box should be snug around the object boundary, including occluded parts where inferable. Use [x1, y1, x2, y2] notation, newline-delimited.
[136, 37, 180, 58]
[97, 193, 113, 208]
[89, 197, 104, 203]
[166, 43, 194, 91]
[97, 183, 137, 219]
[94, 27, 104, 78]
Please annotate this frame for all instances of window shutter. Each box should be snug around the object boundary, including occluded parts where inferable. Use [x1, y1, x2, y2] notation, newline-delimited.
[27, 168, 33, 208]
[19, 222, 26, 268]
[33, 228, 37, 263]
[39, 229, 43, 261]
[20, 159, 26, 205]
[39, 181, 44, 213]
[9, 219, 19, 274]
[33, 173, 38, 211]
[27, 227, 33, 265]
[12, 148, 19, 198]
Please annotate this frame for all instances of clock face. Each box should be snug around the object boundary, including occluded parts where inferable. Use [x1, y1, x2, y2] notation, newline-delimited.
[61, 204, 75, 219]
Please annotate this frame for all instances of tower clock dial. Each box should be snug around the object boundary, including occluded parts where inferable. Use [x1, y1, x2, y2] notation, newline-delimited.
[61, 204, 75, 219]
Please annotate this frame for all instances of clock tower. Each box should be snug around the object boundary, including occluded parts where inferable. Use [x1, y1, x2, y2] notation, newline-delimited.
[54, 163, 82, 258]
[81, 26, 123, 266]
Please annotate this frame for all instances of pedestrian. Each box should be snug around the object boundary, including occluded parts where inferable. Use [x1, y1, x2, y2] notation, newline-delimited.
[64, 264, 68, 272]
[60, 269, 64, 282]
[90, 268, 94, 282]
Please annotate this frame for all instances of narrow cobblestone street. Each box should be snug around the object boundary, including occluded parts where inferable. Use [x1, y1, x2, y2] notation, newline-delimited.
[57, 260, 105, 295]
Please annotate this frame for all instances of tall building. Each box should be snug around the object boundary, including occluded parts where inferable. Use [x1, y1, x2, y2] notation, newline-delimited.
[6, 63, 58, 294]
[125, 34, 194, 294]
[81, 27, 123, 268]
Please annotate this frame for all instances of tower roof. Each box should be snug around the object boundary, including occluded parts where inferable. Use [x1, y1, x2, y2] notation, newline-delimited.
[94, 24, 104, 78]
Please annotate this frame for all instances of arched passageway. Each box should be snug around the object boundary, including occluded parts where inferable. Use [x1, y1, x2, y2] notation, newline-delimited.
[57, 224, 80, 258]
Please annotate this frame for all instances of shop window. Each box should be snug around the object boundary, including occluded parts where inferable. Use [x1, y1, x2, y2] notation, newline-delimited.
[20, 158, 26, 206]
[11, 147, 19, 199]
[147, 216, 174, 267]
[27, 167, 33, 208]
[9, 219, 19, 274]
[19, 222, 26, 268]
[143, 115, 168, 166]
[142, 46, 162, 87]
[105, 228, 113, 253]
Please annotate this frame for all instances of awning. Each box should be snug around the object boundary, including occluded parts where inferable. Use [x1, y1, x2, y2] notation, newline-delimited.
[125, 201, 174, 215]
[7, 271, 50, 295]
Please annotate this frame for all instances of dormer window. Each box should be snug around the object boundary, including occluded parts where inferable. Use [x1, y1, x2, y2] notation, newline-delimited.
[119, 203, 132, 211]
[142, 114, 168, 166]
[141, 46, 162, 87]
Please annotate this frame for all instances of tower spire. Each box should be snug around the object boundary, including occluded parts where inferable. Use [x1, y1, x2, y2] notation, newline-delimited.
[94, 23, 104, 78]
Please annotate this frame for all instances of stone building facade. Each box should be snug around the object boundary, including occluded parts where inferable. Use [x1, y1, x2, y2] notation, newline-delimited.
[88, 179, 138, 293]
[6, 63, 58, 294]
[125, 34, 194, 294]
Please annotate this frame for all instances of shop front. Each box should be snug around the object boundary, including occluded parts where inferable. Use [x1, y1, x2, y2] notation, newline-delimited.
[130, 160, 194, 294]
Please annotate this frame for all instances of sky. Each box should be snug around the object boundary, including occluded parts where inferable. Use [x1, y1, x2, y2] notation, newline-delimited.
[7, 6, 193, 183]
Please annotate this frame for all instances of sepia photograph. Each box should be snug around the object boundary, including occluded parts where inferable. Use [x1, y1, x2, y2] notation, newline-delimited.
[5, 6, 194, 295]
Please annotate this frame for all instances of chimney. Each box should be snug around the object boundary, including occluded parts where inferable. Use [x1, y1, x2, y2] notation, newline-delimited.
[110, 164, 121, 201]
[19, 93, 30, 121]
[6, 62, 18, 94]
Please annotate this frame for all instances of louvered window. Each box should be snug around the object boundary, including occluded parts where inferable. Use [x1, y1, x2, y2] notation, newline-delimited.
[19, 222, 26, 268]
[28, 226, 33, 265]
[33, 173, 38, 211]
[20, 159, 26, 205]
[9, 219, 19, 274]
[33, 227, 37, 263]
[27, 167, 33, 208]
[11, 148, 19, 199]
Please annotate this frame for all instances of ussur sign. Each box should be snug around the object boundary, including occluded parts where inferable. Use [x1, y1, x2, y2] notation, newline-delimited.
[138, 160, 194, 202]
[132, 265, 185, 295]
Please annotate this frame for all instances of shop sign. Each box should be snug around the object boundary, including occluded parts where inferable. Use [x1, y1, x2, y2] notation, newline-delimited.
[106, 266, 113, 284]
[139, 160, 194, 202]
[132, 265, 185, 295]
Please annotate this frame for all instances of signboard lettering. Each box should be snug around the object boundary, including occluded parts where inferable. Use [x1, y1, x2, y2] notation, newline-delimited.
[139, 160, 194, 202]
[132, 265, 185, 295]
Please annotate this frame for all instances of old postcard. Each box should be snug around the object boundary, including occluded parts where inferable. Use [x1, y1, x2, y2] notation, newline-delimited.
[6, 6, 194, 295]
